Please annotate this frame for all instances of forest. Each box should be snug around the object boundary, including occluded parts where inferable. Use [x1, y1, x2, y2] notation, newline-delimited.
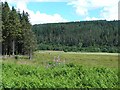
[32, 20, 119, 53]
[1, 2, 37, 60]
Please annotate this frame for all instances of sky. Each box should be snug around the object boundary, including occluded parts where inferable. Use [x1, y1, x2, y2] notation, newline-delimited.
[2, 0, 119, 25]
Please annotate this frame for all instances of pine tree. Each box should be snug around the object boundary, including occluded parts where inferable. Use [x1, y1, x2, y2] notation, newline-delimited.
[21, 11, 37, 60]
[2, 2, 11, 55]
[8, 6, 21, 56]
[2, 1, 37, 58]
[0, 2, 2, 56]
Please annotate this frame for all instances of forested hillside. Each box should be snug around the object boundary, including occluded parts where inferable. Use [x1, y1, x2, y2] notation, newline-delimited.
[32, 20, 119, 52]
[1, 2, 37, 59]
[1, 1, 119, 55]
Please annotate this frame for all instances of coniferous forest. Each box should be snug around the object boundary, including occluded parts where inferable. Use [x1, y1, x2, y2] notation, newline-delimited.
[32, 20, 119, 53]
[1, 2, 37, 59]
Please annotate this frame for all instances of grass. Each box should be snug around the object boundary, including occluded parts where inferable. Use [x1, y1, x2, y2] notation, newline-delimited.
[1, 51, 119, 88]
[2, 50, 118, 69]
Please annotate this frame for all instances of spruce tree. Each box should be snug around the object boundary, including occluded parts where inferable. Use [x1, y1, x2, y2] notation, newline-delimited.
[21, 11, 37, 60]
[2, 2, 37, 58]
[0, 2, 2, 56]
[9, 6, 21, 56]
[2, 2, 10, 55]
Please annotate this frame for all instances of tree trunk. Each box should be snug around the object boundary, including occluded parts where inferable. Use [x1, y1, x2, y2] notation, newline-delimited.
[8, 45, 10, 57]
[29, 49, 32, 60]
[2, 43, 4, 55]
[12, 40, 15, 56]
[0, 41, 2, 57]
[5, 44, 7, 56]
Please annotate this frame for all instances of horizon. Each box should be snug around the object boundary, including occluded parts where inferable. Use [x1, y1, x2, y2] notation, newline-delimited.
[33, 20, 119, 25]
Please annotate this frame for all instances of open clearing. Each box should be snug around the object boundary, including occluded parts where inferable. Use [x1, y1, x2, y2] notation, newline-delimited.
[33, 51, 118, 68]
[38, 50, 118, 55]
[3, 51, 118, 69]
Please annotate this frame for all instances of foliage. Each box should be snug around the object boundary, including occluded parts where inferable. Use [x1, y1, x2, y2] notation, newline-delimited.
[2, 2, 37, 59]
[2, 62, 118, 88]
[32, 20, 119, 53]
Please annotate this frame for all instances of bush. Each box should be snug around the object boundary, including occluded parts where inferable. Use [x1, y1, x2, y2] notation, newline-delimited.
[15, 55, 19, 60]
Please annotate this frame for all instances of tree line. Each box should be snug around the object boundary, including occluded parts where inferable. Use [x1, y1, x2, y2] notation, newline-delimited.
[1, 2, 37, 59]
[32, 20, 119, 53]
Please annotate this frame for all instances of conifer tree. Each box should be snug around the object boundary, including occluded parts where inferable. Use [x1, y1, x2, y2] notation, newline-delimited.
[21, 11, 37, 60]
[0, 2, 2, 56]
[2, 1, 37, 58]
[2, 2, 10, 55]
[8, 6, 21, 55]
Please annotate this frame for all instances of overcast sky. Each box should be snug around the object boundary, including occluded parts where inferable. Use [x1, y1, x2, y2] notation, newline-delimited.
[2, 0, 119, 25]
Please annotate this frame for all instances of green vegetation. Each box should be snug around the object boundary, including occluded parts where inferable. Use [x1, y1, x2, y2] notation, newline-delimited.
[2, 2, 37, 59]
[2, 51, 118, 88]
[32, 20, 119, 53]
[3, 51, 118, 69]
[2, 62, 118, 88]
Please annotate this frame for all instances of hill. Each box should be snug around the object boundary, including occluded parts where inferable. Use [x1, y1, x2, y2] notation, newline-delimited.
[32, 20, 119, 52]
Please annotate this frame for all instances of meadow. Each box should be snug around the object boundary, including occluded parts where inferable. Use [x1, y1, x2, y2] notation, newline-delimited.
[1, 51, 119, 88]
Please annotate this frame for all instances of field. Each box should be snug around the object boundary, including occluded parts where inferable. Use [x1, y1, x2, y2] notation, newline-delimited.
[1, 51, 119, 88]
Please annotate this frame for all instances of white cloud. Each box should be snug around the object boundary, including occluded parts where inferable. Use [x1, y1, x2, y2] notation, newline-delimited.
[90, 0, 118, 7]
[85, 17, 103, 21]
[68, 0, 89, 16]
[34, 0, 69, 2]
[119, 1, 120, 20]
[68, 0, 119, 20]
[29, 11, 67, 24]
[16, 1, 28, 11]
[100, 5, 118, 20]
[3, 0, 68, 24]
[2, 0, 69, 3]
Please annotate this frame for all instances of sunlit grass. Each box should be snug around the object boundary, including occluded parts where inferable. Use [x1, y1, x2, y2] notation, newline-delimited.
[2, 51, 118, 69]
[2, 51, 119, 88]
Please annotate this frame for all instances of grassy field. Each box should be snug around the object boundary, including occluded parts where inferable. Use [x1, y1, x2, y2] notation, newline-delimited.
[2, 51, 119, 88]
[3, 51, 118, 68]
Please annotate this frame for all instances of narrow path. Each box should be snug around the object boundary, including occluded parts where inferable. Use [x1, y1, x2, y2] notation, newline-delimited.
[65, 52, 119, 56]
[38, 51, 119, 56]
